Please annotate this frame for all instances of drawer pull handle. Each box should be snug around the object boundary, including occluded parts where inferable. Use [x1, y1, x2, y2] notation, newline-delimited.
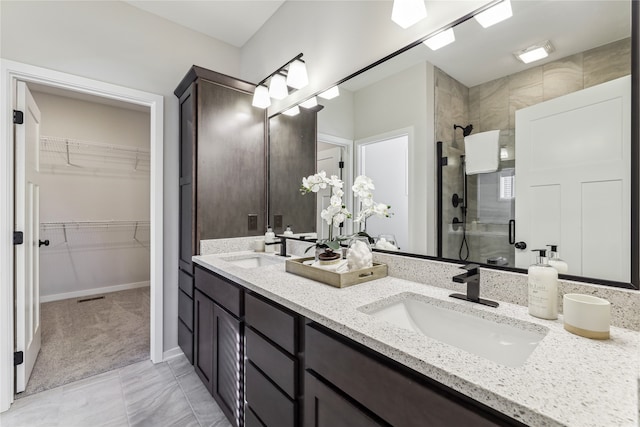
[359, 272, 374, 278]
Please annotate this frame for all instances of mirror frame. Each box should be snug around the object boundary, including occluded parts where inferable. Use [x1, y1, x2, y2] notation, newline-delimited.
[268, 1, 639, 290]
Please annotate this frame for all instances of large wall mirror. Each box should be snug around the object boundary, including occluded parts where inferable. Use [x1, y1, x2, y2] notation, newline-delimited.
[268, 0, 638, 289]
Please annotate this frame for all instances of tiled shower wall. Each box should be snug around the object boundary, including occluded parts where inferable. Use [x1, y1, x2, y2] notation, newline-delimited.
[436, 37, 631, 265]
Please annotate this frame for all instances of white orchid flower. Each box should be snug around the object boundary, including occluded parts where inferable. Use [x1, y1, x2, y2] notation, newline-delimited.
[373, 202, 391, 218]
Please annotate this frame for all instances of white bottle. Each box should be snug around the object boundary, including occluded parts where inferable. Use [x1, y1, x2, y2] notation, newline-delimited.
[547, 245, 568, 274]
[283, 225, 294, 236]
[264, 226, 276, 253]
[528, 249, 558, 320]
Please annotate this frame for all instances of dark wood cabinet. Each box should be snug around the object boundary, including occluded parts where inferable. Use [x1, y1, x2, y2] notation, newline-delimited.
[175, 66, 266, 364]
[194, 266, 245, 427]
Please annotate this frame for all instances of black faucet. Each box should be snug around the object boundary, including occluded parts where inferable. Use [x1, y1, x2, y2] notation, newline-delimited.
[450, 264, 499, 308]
[264, 236, 289, 257]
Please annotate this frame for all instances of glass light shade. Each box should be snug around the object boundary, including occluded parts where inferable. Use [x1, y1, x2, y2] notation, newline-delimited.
[517, 47, 549, 64]
[423, 28, 455, 51]
[391, 0, 427, 29]
[318, 86, 340, 100]
[286, 59, 309, 90]
[283, 106, 300, 116]
[474, 0, 512, 28]
[251, 85, 271, 109]
[268, 73, 288, 100]
[299, 97, 318, 109]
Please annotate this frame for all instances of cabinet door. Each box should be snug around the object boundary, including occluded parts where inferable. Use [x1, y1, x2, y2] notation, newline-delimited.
[304, 372, 381, 427]
[194, 290, 214, 391]
[179, 83, 196, 270]
[213, 303, 243, 427]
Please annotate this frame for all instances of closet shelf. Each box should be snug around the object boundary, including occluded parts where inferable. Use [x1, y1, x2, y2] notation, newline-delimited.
[40, 220, 150, 246]
[40, 136, 150, 174]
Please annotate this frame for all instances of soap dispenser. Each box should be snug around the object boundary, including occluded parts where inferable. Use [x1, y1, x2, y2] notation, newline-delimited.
[546, 244, 568, 274]
[283, 225, 294, 236]
[528, 249, 558, 320]
[265, 225, 276, 253]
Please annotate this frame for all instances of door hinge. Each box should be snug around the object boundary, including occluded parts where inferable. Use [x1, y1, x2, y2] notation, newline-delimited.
[338, 161, 344, 169]
[13, 110, 24, 124]
[14, 351, 23, 366]
[13, 231, 23, 245]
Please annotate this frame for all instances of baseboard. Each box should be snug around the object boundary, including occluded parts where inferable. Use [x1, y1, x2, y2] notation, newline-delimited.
[162, 347, 184, 361]
[40, 281, 150, 303]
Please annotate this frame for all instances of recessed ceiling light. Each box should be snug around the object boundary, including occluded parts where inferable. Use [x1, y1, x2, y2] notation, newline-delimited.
[391, 0, 427, 29]
[423, 28, 455, 51]
[514, 41, 554, 64]
[318, 86, 340, 100]
[475, 0, 512, 28]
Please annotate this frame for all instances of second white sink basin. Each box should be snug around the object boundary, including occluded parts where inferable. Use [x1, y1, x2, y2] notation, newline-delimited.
[362, 294, 548, 367]
[221, 254, 283, 269]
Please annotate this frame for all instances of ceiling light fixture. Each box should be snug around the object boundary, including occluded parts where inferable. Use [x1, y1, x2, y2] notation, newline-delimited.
[251, 85, 271, 109]
[283, 106, 300, 116]
[286, 59, 309, 90]
[318, 86, 340, 100]
[514, 41, 554, 64]
[423, 28, 455, 50]
[391, 0, 427, 29]
[299, 97, 318, 109]
[474, 0, 512, 28]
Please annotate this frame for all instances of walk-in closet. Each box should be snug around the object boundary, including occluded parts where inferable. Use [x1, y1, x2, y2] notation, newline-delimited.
[20, 85, 151, 396]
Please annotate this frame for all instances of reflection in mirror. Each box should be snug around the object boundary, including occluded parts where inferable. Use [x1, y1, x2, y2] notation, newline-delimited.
[268, 0, 636, 287]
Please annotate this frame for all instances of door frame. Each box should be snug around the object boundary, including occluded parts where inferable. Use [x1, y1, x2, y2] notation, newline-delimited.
[317, 133, 353, 236]
[0, 59, 164, 411]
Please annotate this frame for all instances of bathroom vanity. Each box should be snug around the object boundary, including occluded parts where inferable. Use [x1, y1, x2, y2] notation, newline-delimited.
[191, 250, 639, 427]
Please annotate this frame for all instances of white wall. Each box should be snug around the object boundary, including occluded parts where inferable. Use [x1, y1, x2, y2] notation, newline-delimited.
[33, 91, 150, 299]
[353, 63, 432, 254]
[241, 0, 485, 115]
[1, 0, 241, 352]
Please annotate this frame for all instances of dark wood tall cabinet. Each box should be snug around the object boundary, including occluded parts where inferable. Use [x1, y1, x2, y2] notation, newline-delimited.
[175, 66, 266, 363]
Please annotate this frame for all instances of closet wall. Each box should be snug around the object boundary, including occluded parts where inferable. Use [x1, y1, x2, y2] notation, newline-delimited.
[33, 90, 151, 302]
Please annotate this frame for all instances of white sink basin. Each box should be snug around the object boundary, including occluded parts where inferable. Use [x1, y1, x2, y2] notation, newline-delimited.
[221, 254, 283, 269]
[362, 295, 548, 367]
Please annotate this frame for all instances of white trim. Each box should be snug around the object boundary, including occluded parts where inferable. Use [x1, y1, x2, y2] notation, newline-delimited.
[162, 347, 184, 361]
[40, 281, 150, 303]
[0, 59, 164, 412]
[317, 133, 354, 235]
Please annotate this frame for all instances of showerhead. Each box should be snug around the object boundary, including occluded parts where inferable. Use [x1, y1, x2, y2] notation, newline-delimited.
[454, 124, 473, 137]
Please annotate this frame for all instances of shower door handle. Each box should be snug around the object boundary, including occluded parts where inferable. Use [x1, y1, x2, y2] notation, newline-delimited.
[508, 220, 515, 244]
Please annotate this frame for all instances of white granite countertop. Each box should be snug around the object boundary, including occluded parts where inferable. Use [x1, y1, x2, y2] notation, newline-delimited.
[193, 251, 639, 427]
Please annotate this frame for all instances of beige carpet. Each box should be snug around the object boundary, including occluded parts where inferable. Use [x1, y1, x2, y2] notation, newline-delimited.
[20, 287, 150, 397]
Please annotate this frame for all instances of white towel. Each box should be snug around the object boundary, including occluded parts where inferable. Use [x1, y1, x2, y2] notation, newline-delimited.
[464, 130, 500, 175]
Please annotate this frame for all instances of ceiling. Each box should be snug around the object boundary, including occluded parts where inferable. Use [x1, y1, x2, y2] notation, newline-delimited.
[124, 1, 285, 48]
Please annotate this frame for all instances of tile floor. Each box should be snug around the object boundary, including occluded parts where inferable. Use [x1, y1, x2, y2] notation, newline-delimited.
[0, 355, 232, 427]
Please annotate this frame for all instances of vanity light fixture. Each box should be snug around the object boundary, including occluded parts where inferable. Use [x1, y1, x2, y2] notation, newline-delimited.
[299, 96, 318, 109]
[514, 40, 554, 64]
[286, 59, 309, 90]
[283, 105, 300, 116]
[424, 28, 455, 50]
[251, 85, 271, 109]
[318, 86, 340, 100]
[268, 73, 289, 100]
[391, 0, 427, 29]
[474, 0, 512, 28]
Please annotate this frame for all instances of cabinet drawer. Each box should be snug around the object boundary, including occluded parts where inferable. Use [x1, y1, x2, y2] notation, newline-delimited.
[195, 266, 243, 317]
[178, 318, 193, 364]
[178, 289, 193, 330]
[305, 323, 506, 427]
[179, 268, 194, 297]
[245, 293, 297, 354]
[245, 362, 295, 427]
[246, 327, 296, 399]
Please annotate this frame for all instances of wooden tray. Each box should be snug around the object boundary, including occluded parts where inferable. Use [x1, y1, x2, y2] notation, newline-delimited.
[285, 257, 387, 288]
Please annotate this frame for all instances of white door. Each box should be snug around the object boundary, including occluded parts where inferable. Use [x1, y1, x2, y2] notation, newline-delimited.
[317, 146, 343, 239]
[358, 135, 409, 250]
[515, 76, 630, 282]
[14, 81, 42, 393]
